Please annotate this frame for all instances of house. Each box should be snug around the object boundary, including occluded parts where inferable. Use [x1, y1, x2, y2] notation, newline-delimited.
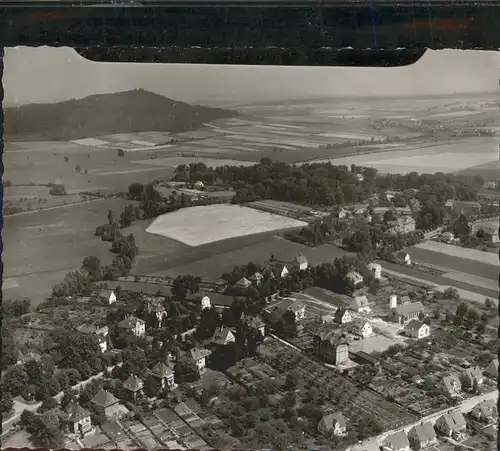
[321, 314, 334, 324]
[441, 374, 462, 398]
[248, 272, 264, 286]
[389, 302, 424, 325]
[200, 295, 211, 310]
[235, 277, 252, 289]
[118, 315, 146, 337]
[338, 208, 349, 219]
[349, 295, 371, 313]
[145, 296, 168, 326]
[90, 389, 120, 419]
[404, 320, 430, 339]
[313, 330, 349, 366]
[66, 402, 92, 436]
[356, 173, 364, 182]
[211, 327, 236, 346]
[334, 307, 352, 325]
[99, 289, 117, 305]
[277, 264, 289, 278]
[76, 324, 109, 353]
[151, 362, 176, 390]
[367, 262, 382, 280]
[274, 298, 306, 322]
[396, 251, 412, 266]
[187, 293, 211, 310]
[123, 375, 144, 400]
[484, 358, 498, 378]
[387, 217, 416, 235]
[382, 430, 410, 451]
[293, 255, 308, 271]
[470, 399, 497, 423]
[193, 181, 204, 190]
[188, 347, 211, 372]
[461, 366, 483, 389]
[409, 198, 421, 211]
[483, 180, 497, 189]
[317, 412, 347, 437]
[407, 422, 436, 449]
[346, 271, 364, 289]
[477, 226, 500, 243]
[351, 320, 373, 338]
[434, 410, 467, 438]
[241, 313, 266, 336]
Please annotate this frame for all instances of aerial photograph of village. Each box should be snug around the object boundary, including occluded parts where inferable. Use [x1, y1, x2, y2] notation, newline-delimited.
[1, 47, 499, 451]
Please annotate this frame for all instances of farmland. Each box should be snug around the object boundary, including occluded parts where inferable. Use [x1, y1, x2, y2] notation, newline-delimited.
[146, 204, 308, 246]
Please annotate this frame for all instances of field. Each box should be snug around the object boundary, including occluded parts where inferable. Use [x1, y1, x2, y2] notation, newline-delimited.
[2, 198, 133, 305]
[146, 204, 308, 246]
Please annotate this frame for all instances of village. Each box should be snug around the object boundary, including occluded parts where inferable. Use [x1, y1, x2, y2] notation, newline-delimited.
[1, 247, 498, 451]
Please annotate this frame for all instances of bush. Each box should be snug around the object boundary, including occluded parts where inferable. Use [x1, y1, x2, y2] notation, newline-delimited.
[49, 184, 66, 196]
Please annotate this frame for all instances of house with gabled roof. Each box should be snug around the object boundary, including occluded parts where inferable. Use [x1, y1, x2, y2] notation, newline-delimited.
[293, 255, 308, 271]
[123, 374, 144, 400]
[317, 412, 347, 437]
[382, 430, 410, 451]
[351, 320, 373, 338]
[151, 362, 176, 390]
[187, 347, 211, 372]
[76, 323, 109, 352]
[211, 327, 236, 346]
[118, 315, 146, 337]
[461, 366, 483, 389]
[334, 307, 352, 325]
[484, 358, 498, 379]
[313, 330, 349, 366]
[99, 289, 117, 305]
[144, 296, 168, 326]
[407, 421, 436, 449]
[441, 374, 462, 398]
[65, 402, 92, 436]
[248, 271, 264, 286]
[396, 251, 412, 266]
[346, 271, 364, 289]
[470, 399, 497, 423]
[240, 313, 266, 337]
[187, 292, 211, 310]
[367, 262, 382, 280]
[235, 277, 252, 289]
[90, 389, 120, 419]
[404, 320, 430, 340]
[273, 298, 306, 322]
[435, 410, 467, 438]
[389, 302, 424, 325]
[277, 264, 289, 278]
[349, 295, 371, 313]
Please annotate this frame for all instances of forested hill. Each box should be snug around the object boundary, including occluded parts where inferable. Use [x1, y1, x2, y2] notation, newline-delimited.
[4, 89, 237, 141]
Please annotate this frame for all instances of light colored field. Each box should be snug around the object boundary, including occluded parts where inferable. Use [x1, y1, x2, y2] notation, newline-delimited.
[72, 137, 110, 147]
[146, 204, 307, 246]
[133, 157, 257, 168]
[414, 240, 499, 266]
[441, 272, 498, 291]
[94, 167, 169, 176]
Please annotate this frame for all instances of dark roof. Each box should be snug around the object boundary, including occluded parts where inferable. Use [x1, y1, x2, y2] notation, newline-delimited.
[315, 329, 348, 347]
[151, 362, 174, 378]
[118, 315, 145, 329]
[405, 319, 425, 331]
[189, 347, 211, 361]
[409, 421, 436, 443]
[393, 301, 424, 316]
[211, 327, 235, 345]
[99, 289, 114, 299]
[319, 412, 347, 431]
[65, 402, 91, 422]
[123, 374, 144, 392]
[334, 307, 350, 322]
[91, 389, 119, 408]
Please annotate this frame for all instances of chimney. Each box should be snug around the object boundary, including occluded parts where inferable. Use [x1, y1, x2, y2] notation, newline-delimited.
[389, 295, 397, 309]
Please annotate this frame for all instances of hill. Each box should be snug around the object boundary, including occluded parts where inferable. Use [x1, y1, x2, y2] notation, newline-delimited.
[4, 89, 238, 141]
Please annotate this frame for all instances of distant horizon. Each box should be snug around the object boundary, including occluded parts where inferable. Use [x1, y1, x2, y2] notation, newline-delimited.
[4, 47, 500, 107]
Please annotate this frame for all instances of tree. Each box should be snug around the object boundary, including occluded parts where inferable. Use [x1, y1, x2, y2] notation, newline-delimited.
[174, 359, 200, 383]
[453, 214, 470, 238]
[49, 184, 66, 196]
[284, 371, 300, 390]
[39, 397, 58, 413]
[117, 149, 125, 157]
[444, 287, 460, 301]
[455, 302, 468, 318]
[143, 374, 161, 398]
[81, 256, 102, 281]
[75, 164, 81, 173]
[120, 204, 136, 228]
[107, 209, 114, 225]
[2, 365, 29, 396]
[0, 391, 14, 415]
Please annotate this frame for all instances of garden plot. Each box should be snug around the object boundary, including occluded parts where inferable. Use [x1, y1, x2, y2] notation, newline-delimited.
[146, 204, 307, 246]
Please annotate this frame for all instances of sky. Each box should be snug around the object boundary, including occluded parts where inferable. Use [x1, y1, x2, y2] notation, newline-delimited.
[3, 47, 500, 107]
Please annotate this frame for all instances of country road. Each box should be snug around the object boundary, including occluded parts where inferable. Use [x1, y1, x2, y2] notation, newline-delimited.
[5, 197, 107, 218]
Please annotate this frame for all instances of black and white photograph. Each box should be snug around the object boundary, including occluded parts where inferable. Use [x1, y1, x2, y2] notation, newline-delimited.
[1, 47, 499, 451]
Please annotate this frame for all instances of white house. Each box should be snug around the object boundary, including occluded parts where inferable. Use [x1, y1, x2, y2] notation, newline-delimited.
[318, 412, 347, 437]
[470, 399, 497, 423]
[275, 298, 306, 321]
[367, 262, 382, 280]
[407, 422, 436, 449]
[334, 308, 352, 325]
[338, 208, 349, 219]
[189, 347, 211, 372]
[77, 324, 109, 353]
[441, 374, 462, 398]
[235, 277, 252, 289]
[279, 265, 289, 278]
[193, 181, 204, 190]
[65, 402, 92, 436]
[435, 410, 466, 438]
[356, 173, 364, 182]
[484, 358, 498, 379]
[211, 327, 236, 346]
[249, 272, 264, 286]
[351, 320, 373, 338]
[99, 290, 116, 304]
[396, 251, 412, 266]
[405, 320, 430, 339]
[118, 315, 146, 337]
[293, 255, 308, 271]
[346, 271, 364, 289]
[382, 430, 410, 451]
[200, 295, 211, 310]
[461, 366, 484, 389]
[349, 295, 371, 313]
